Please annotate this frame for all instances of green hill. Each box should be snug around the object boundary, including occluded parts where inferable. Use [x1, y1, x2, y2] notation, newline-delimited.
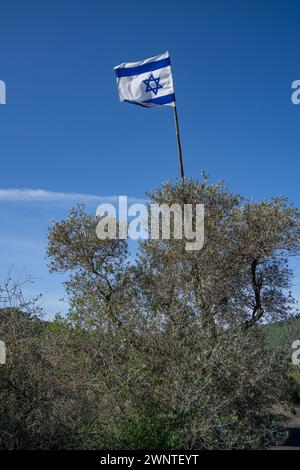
[265, 316, 300, 353]
[265, 316, 300, 405]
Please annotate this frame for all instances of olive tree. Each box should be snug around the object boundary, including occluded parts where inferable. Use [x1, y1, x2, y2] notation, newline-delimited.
[43, 179, 300, 448]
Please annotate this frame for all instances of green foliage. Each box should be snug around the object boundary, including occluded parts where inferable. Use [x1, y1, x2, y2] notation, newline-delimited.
[265, 317, 300, 353]
[265, 317, 300, 405]
[2, 179, 300, 449]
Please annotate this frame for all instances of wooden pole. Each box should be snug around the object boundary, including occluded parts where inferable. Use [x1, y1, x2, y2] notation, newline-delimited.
[173, 103, 185, 182]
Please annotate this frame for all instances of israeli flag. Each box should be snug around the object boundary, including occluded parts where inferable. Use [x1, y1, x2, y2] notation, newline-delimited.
[114, 51, 175, 108]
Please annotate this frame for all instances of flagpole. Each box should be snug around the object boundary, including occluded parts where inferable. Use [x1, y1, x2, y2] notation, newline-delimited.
[173, 103, 185, 182]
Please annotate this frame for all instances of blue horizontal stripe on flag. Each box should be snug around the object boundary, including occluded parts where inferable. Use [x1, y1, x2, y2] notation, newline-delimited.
[124, 100, 149, 108]
[142, 93, 175, 106]
[115, 57, 171, 78]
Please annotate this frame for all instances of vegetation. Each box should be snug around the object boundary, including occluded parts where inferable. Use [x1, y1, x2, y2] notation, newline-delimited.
[265, 317, 300, 405]
[1, 179, 300, 449]
[265, 316, 300, 353]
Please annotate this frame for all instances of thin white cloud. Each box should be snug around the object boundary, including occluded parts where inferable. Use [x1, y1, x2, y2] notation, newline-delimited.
[0, 188, 145, 204]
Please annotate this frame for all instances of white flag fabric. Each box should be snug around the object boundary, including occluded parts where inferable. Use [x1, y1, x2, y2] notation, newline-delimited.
[114, 51, 175, 107]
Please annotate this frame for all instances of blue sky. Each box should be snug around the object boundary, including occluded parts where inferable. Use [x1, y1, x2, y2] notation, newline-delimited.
[1, 0, 300, 315]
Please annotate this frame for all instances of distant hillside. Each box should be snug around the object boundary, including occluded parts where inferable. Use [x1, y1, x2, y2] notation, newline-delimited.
[265, 317, 300, 404]
[265, 316, 300, 354]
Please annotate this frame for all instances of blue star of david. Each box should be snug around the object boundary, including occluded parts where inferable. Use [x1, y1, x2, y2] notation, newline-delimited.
[143, 74, 163, 95]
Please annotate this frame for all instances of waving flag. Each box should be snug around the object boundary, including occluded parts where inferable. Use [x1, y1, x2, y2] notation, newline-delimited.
[114, 51, 175, 108]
